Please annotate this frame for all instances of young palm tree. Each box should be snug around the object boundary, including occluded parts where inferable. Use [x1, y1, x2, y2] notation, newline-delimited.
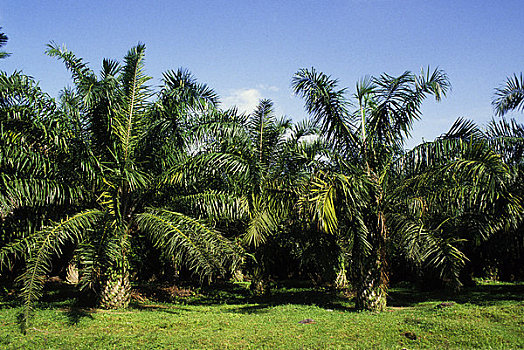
[475, 118, 524, 279]
[390, 118, 522, 289]
[0, 44, 240, 331]
[493, 73, 524, 116]
[0, 71, 83, 274]
[181, 99, 324, 292]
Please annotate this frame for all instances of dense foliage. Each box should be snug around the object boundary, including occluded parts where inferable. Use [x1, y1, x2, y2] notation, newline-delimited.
[0, 37, 522, 331]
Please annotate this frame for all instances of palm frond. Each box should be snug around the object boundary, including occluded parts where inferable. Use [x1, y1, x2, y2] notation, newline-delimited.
[439, 117, 483, 141]
[421, 235, 468, 290]
[249, 99, 276, 163]
[137, 209, 241, 280]
[0, 176, 84, 215]
[485, 118, 524, 164]
[0, 28, 10, 58]
[16, 209, 103, 332]
[305, 173, 339, 235]
[493, 73, 524, 116]
[46, 43, 96, 90]
[113, 43, 151, 164]
[302, 171, 369, 236]
[244, 194, 288, 247]
[160, 68, 219, 115]
[173, 191, 249, 222]
[368, 67, 450, 147]
[292, 68, 357, 147]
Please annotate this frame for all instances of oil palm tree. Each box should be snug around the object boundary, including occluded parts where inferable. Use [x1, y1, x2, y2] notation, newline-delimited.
[0, 43, 240, 331]
[182, 99, 323, 292]
[390, 118, 522, 289]
[473, 118, 524, 279]
[294, 68, 522, 310]
[0, 71, 83, 276]
[293, 67, 452, 310]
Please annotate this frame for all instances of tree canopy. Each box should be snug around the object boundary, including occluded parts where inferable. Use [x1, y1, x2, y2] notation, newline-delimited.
[0, 41, 522, 331]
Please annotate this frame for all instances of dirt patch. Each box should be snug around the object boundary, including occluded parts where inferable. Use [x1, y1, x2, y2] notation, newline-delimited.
[131, 283, 195, 302]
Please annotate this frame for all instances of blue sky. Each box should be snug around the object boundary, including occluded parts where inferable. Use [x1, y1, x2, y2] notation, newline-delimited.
[1, 0, 522, 148]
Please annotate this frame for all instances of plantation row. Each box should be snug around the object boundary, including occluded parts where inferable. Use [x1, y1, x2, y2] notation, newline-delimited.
[0, 35, 523, 330]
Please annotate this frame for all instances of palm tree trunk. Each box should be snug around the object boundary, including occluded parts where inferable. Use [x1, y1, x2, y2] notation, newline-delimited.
[65, 260, 79, 285]
[353, 181, 388, 311]
[99, 264, 131, 309]
[250, 266, 270, 296]
[354, 255, 387, 311]
[335, 253, 348, 289]
[354, 209, 388, 311]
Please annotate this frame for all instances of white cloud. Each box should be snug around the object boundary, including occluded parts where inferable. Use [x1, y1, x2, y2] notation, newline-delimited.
[256, 84, 280, 92]
[223, 88, 262, 113]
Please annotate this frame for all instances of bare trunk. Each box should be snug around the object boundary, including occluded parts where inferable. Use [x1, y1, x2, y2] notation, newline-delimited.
[65, 261, 79, 285]
[250, 267, 270, 296]
[99, 265, 130, 309]
[335, 254, 348, 289]
[354, 256, 387, 311]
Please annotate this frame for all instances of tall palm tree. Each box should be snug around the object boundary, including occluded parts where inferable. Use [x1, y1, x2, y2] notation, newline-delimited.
[493, 73, 524, 116]
[294, 68, 522, 311]
[0, 43, 240, 331]
[293, 67, 452, 310]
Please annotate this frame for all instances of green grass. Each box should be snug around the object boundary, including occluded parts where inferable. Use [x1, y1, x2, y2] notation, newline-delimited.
[0, 281, 523, 349]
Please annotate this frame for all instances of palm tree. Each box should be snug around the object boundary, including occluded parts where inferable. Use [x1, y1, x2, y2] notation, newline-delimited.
[182, 98, 323, 292]
[293, 67, 452, 310]
[391, 118, 522, 289]
[473, 118, 524, 280]
[0, 43, 240, 331]
[239, 102, 323, 292]
[0, 71, 83, 280]
[293, 68, 523, 310]
[493, 73, 524, 116]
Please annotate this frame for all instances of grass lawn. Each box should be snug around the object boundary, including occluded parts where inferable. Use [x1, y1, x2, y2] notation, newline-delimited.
[0, 280, 523, 349]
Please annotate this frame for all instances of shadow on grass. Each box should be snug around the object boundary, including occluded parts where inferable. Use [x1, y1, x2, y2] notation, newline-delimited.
[189, 280, 524, 314]
[56, 300, 193, 325]
[0, 281, 80, 310]
[185, 282, 355, 314]
[129, 302, 193, 315]
[3, 279, 523, 322]
[64, 307, 94, 325]
[388, 282, 524, 307]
